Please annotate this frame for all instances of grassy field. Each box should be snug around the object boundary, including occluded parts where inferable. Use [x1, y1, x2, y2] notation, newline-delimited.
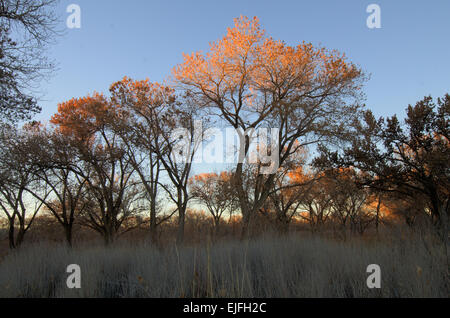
[0, 233, 448, 298]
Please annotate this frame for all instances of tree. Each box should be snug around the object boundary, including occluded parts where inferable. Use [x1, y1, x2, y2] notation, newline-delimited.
[189, 171, 236, 235]
[173, 16, 365, 239]
[110, 77, 175, 243]
[20, 127, 89, 247]
[259, 147, 313, 233]
[325, 168, 373, 236]
[0, 124, 49, 248]
[365, 190, 391, 234]
[296, 174, 333, 233]
[110, 77, 204, 244]
[150, 96, 203, 244]
[0, 0, 59, 122]
[316, 94, 450, 241]
[50, 93, 140, 245]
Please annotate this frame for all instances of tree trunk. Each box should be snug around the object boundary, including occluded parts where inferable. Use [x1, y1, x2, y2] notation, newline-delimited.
[149, 156, 159, 244]
[103, 230, 114, 246]
[150, 199, 158, 244]
[176, 210, 185, 245]
[176, 187, 188, 245]
[240, 210, 252, 240]
[375, 196, 381, 234]
[8, 219, 15, 249]
[15, 225, 25, 248]
[64, 224, 73, 248]
[103, 223, 116, 246]
[276, 212, 289, 235]
[235, 138, 251, 240]
[213, 216, 221, 238]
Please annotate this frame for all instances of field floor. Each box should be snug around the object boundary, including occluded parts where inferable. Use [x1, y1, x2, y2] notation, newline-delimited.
[0, 234, 448, 298]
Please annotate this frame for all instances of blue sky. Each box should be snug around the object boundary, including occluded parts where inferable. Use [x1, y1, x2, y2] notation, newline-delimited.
[38, 0, 450, 124]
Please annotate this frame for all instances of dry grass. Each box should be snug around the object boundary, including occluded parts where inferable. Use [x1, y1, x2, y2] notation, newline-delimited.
[0, 233, 448, 298]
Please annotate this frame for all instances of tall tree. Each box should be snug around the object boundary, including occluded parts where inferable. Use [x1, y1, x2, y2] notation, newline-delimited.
[110, 77, 174, 243]
[173, 16, 365, 238]
[149, 96, 203, 244]
[50, 93, 139, 245]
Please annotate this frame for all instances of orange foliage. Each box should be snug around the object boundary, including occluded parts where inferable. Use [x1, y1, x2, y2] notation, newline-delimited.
[173, 15, 362, 111]
[365, 197, 393, 218]
[189, 171, 233, 185]
[50, 93, 113, 142]
[109, 76, 175, 113]
[287, 166, 312, 184]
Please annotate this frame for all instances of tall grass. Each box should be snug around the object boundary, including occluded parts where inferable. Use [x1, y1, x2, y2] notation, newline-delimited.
[0, 234, 448, 298]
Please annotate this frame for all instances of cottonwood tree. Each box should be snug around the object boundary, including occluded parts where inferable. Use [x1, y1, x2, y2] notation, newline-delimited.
[50, 93, 140, 245]
[110, 78, 203, 244]
[149, 96, 203, 244]
[189, 171, 236, 235]
[0, 124, 49, 248]
[0, 0, 59, 122]
[296, 175, 333, 233]
[20, 127, 89, 247]
[257, 146, 312, 233]
[325, 168, 373, 236]
[110, 77, 175, 243]
[173, 16, 365, 238]
[316, 94, 450, 241]
[266, 166, 316, 234]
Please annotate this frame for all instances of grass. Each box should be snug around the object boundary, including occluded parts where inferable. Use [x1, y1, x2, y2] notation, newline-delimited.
[0, 233, 448, 298]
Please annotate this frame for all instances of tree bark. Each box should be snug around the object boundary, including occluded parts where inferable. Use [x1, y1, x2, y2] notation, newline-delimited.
[64, 224, 73, 248]
[8, 219, 16, 249]
[176, 209, 185, 245]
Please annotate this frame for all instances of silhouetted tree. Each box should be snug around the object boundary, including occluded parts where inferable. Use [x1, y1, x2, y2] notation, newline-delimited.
[0, 0, 59, 122]
[110, 77, 174, 243]
[50, 94, 141, 245]
[316, 94, 450, 241]
[189, 171, 236, 235]
[0, 124, 48, 248]
[19, 127, 89, 247]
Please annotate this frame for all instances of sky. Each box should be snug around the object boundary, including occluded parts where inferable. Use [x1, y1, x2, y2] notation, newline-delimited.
[37, 0, 450, 124]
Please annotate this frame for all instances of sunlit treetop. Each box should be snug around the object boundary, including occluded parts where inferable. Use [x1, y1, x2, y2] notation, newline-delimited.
[173, 15, 363, 123]
[110, 76, 175, 112]
[50, 92, 114, 142]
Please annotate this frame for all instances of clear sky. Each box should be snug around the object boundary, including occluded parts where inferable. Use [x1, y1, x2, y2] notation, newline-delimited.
[38, 0, 450, 124]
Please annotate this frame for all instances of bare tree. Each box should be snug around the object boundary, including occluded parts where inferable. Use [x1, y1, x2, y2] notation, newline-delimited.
[258, 146, 312, 233]
[189, 171, 236, 235]
[325, 169, 372, 236]
[20, 127, 89, 247]
[0, 124, 48, 248]
[296, 177, 333, 233]
[0, 0, 60, 122]
[151, 98, 203, 244]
